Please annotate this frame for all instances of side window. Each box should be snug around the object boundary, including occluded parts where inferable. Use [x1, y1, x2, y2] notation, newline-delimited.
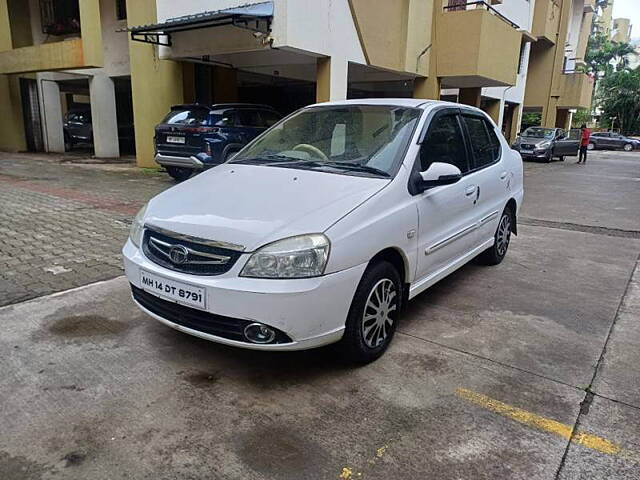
[237, 110, 263, 127]
[215, 111, 235, 127]
[462, 115, 499, 169]
[420, 114, 469, 173]
[260, 110, 281, 127]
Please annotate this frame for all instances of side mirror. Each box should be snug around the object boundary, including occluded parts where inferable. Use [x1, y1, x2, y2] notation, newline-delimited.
[418, 162, 462, 191]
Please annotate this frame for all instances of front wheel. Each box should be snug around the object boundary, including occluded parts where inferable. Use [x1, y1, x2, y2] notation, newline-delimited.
[587, 143, 595, 151]
[623, 143, 633, 152]
[476, 207, 513, 266]
[558, 155, 565, 162]
[165, 166, 193, 182]
[340, 261, 402, 363]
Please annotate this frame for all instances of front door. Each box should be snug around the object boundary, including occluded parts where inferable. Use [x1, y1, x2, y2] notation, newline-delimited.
[554, 128, 580, 157]
[415, 110, 478, 282]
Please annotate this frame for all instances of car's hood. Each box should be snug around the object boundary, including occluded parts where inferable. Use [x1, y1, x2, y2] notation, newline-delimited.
[144, 164, 389, 251]
[519, 136, 551, 146]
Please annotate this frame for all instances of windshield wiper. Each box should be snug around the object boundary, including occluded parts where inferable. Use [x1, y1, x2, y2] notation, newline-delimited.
[321, 162, 391, 177]
[230, 154, 299, 164]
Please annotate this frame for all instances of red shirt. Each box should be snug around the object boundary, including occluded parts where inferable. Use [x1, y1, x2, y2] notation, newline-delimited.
[581, 128, 591, 146]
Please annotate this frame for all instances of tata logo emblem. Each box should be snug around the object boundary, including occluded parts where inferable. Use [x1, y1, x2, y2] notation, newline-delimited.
[169, 245, 189, 265]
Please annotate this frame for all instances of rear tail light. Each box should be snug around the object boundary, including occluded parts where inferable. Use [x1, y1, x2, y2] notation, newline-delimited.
[183, 126, 220, 134]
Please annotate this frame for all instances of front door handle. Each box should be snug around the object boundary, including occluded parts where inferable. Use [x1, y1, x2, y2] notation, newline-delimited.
[465, 185, 477, 197]
[500, 171, 508, 180]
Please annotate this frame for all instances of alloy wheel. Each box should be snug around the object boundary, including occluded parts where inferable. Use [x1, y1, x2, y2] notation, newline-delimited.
[496, 214, 512, 256]
[624, 144, 633, 152]
[361, 278, 397, 348]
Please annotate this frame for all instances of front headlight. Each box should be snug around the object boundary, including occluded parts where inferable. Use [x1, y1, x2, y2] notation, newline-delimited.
[129, 203, 148, 248]
[536, 141, 551, 149]
[240, 234, 330, 279]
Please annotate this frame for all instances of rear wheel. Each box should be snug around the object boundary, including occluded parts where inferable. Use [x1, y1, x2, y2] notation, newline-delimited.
[558, 155, 565, 162]
[477, 206, 513, 266]
[623, 143, 633, 152]
[165, 166, 193, 182]
[340, 261, 402, 363]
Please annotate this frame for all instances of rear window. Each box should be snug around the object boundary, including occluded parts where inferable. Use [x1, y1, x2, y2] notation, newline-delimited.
[162, 108, 209, 126]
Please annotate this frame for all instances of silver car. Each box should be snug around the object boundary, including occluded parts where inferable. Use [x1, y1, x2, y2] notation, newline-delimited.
[512, 127, 580, 163]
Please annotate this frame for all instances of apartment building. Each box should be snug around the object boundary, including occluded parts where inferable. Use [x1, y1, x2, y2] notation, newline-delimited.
[0, 0, 596, 168]
[524, 0, 595, 128]
[612, 17, 632, 43]
[0, 0, 137, 158]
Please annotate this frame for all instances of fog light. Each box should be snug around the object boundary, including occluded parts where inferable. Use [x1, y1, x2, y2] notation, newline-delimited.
[244, 323, 276, 344]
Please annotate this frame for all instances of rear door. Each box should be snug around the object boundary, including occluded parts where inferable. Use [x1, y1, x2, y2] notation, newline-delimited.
[460, 112, 507, 247]
[554, 128, 580, 157]
[236, 109, 267, 142]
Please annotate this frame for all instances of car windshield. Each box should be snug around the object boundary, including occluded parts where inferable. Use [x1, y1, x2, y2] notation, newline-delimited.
[522, 127, 555, 139]
[230, 105, 422, 177]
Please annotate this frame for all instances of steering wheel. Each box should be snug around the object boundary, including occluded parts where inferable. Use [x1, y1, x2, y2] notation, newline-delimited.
[292, 143, 329, 162]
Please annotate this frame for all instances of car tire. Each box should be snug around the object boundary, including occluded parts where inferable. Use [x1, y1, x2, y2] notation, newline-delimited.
[476, 206, 513, 266]
[545, 153, 552, 163]
[558, 155, 564, 162]
[587, 143, 595, 151]
[623, 143, 633, 152]
[165, 166, 193, 182]
[340, 261, 402, 363]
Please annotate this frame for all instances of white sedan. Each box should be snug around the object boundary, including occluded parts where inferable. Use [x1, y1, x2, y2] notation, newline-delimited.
[123, 99, 523, 363]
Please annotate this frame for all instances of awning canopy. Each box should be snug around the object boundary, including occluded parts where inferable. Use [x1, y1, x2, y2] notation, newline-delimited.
[128, 1, 273, 47]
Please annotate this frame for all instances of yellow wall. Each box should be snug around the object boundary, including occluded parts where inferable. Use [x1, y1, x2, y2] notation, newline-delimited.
[316, 57, 331, 103]
[127, 0, 183, 168]
[558, 73, 593, 109]
[0, 0, 26, 151]
[531, 0, 561, 44]
[612, 18, 631, 43]
[436, 8, 521, 88]
[348, 0, 433, 77]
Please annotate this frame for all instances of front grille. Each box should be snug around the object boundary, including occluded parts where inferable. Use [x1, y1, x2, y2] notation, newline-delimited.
[521, 143, 536, 150]
[142, 228, 243, 276]
[132, 285, 293, 344]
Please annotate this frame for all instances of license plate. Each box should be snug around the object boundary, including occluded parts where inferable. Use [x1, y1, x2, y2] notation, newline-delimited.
[166, 135, 185, 144]
[140, 270, 206, 310]
[521, 150, 534, 154]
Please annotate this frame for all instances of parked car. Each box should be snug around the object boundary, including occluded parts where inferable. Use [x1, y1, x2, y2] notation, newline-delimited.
[63, 107, 135, 153]
[154, 103, 282, 181]
[587, 132, 640, 151]
[124, 99, 524, 363]
[63, 108, 93, 150]
[512, 127, 580, 162]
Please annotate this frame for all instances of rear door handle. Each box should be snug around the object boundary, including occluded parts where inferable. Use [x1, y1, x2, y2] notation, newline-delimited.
[500, 171, 508, 180]
[465, 185, 477, 197]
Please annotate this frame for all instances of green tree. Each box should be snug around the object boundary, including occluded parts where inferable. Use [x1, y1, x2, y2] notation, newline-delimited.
[571, 109, 592, 128]
[597, 68, 640, 134]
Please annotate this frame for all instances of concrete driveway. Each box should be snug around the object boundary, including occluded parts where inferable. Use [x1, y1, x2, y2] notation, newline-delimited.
[1, 151, 639, 479]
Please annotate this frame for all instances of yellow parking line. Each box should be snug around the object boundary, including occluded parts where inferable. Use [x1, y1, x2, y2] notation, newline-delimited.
[455, 388, 622, 456]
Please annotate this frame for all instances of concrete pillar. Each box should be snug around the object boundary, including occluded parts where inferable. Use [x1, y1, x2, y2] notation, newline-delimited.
[89, 74, 119, 158]
[483, 98, 502, 125]
[413, 76, 441, 100]
[212, 66, 238, 103]
[127, 0, 183, 168]
[316, 57, 348, 103]
[40, 78, 65, 153]
[509, 104, 522, 144]
[555, 108, 569, 129]
[459, 88, 482, 107]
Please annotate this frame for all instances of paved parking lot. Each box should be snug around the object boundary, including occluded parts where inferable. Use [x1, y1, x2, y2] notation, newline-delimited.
[1, 150, 639, 479]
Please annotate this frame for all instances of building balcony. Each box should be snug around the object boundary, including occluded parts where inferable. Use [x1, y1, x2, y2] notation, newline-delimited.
[531, 0, 561, 44]
[436, 2, 522, 88]
[0, 0, 103, 74]
[558, 72, 594, 109]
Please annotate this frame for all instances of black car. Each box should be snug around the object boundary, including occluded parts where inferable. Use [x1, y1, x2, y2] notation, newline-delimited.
[63, 107, 135, 152]
[587, 132, 640, 151]
[154, 103, 282, 181]
[512, 127, 580, 162]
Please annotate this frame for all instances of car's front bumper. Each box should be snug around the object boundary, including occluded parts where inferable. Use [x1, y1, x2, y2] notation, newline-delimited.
[518, 150, 550, 159]
[123, 239, 366, 351]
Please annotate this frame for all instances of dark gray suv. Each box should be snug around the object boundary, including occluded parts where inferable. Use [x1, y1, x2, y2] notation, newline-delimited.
[587, 132, 640, 151]
[512, 127, 580, 163]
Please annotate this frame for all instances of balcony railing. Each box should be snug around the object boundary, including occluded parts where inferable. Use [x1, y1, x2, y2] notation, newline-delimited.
[443, 1, 519, 30]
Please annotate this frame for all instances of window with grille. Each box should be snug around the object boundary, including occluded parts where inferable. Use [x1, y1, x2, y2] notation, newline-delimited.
[116, 0, 127, 20]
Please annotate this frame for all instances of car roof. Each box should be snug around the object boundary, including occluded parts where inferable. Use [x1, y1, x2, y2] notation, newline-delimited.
[312, 98, 440, 109]
[171, 103, 277, 111]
